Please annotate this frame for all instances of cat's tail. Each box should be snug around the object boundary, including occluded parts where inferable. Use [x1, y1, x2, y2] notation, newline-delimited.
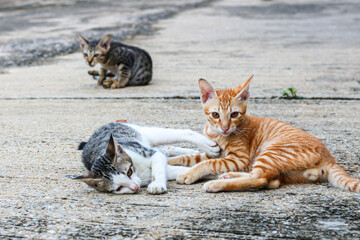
[78, 142, 87, 150]
[326, 162, 360, 193]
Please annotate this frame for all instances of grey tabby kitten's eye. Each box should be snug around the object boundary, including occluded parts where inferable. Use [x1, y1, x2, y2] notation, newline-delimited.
[212, 112, 220, 118]
[83, 53, 88, 57]
[231, 112, 239, 118]
[127, 168, 133, 177]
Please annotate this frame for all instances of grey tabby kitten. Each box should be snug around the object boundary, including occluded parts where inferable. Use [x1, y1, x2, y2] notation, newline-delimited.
[77, 34, 152, 88]
[71, 122, 220, 194]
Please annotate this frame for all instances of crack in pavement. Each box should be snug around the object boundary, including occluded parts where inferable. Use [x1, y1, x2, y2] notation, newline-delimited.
[1, 96, 360, 101]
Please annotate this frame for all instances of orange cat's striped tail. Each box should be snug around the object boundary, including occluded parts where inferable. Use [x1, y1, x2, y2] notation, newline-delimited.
[327, 162, 360, 192]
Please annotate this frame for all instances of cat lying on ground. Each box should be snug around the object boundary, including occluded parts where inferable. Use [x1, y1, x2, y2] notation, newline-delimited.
[71, 122, 220, 194]
[168, 76, 360, 193]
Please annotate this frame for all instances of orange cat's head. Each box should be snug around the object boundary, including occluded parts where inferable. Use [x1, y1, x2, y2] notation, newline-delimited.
[198, 75, 253, 136]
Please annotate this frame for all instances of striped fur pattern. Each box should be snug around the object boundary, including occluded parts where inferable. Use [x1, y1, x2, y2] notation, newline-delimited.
[168, 76, 360, 193]
[77, 34, 152, 88]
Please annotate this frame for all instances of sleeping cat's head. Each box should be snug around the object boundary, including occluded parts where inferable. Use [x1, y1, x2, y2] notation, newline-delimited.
[73, 135, 141, 194]
[198, 75, 253, 136]
[77, 34, 112, 67]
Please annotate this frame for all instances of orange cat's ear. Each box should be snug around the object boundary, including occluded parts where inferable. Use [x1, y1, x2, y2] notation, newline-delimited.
[235, 75, 253, 102]
[99, 34, 112, 51]
[198, 79, 217, 104]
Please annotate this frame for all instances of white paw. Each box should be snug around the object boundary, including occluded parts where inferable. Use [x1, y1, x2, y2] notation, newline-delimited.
[185, 149, 200, 155]
[147, 181, 167, 195]
[195, 135, 221, 158]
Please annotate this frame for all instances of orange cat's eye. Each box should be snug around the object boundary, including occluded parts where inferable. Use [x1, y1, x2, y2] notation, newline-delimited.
[231, 112, 239, 118]
[94, 54, 100, 58]
[127, 169, 133, 177]
[212, 112, 220, 118]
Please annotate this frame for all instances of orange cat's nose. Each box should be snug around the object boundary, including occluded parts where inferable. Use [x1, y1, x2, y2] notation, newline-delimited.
[221, 126, 230, 133]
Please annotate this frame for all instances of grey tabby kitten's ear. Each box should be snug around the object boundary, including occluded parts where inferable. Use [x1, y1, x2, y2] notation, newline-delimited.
[77, 34, 89, 49]
[98, 34, 112, 51]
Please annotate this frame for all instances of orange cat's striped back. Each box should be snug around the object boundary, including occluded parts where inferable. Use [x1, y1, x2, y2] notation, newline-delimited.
[169, 76, 360, 193]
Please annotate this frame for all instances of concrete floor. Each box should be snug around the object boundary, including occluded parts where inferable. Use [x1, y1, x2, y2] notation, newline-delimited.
[0, 0, 359, 239]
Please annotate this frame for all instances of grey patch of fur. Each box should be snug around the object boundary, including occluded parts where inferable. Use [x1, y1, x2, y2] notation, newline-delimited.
[81, 123, 154, 171]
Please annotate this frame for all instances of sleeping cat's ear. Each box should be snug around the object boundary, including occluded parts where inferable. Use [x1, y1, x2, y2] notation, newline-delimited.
[105, 134, 116, 158]
[106, 135, 132, 165]
[114, 143, 133, 165]
[69, 172, 102, 186]
[198, 78, 217, 104]
[99, 34, 112, 51]
[77, 34, 89, 49]
[235, 75, 253, 102]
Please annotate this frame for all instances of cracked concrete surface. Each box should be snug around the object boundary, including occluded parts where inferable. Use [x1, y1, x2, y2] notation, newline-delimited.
[0, 0, 359, 239]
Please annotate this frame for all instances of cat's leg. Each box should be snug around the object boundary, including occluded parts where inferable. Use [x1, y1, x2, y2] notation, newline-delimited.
[176, 153, 251, 184]
[88, 70, 114, 78]
[167, 165, 190, 181]
[280, 167, 328, 184]
[110, 66, 131, 88]
[218, 172, 281, 189]
[103, 78, 115, 88]
[88, 70, 100, 77]
[203, 149, 321, 192]
[267, 179, 281, 189]
[204, 177, 268, 192]
[147, 151, 168, 194]
[218, 172, 250, 179]
[168, 153, 211, 167]
[97, 68, 108, 86]
[160, 146, 199, 157]
[131, 125, 221, 157]
[203, 168, 268, 192]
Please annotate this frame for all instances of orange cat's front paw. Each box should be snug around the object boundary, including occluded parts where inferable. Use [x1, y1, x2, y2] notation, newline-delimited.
[219, 172, 249, 179]
[203, 180, 224, 193]
[176, 171, 199, 185]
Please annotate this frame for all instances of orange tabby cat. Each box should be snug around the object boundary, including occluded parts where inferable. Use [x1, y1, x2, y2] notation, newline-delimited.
[168, 76, 360, 193]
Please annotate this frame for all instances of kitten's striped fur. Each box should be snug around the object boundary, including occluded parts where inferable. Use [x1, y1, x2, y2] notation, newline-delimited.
[168, 76, 360, 193]
[77, 34, 152, 88]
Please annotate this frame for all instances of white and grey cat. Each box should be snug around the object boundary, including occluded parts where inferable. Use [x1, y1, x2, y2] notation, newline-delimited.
[72, 122, 220, 194]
